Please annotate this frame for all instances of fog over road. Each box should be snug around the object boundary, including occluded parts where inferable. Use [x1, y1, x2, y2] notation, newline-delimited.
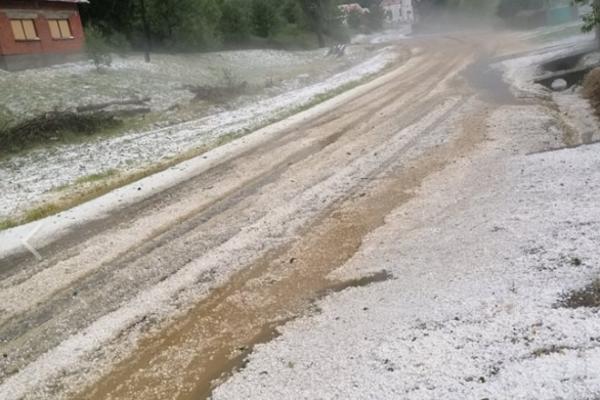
[2, 32, 597, 400]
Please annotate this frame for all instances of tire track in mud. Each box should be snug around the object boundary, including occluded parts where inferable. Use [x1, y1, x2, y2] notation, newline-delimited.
[82, 96, 489, 400]
[0, 44, 439, 285]
[0, 38, 463, 291]
[0, 37, 489, 400]
[0, 41, 466, 345]
[0, 51, 456, 326]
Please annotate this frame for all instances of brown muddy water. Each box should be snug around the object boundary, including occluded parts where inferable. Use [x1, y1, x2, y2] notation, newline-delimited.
[463, 56, 520, 105]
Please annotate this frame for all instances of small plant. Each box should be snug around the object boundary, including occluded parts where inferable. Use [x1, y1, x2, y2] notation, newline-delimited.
[85, 25, 113, 71]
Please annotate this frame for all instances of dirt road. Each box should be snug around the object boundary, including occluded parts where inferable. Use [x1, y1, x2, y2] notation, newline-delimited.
[0, 35, 523, 399]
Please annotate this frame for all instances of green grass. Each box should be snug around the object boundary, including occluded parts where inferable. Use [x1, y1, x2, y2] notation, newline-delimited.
[0, 218, 18, 231]
[75, 169, 119, 185]
[23, 203, 63, 223]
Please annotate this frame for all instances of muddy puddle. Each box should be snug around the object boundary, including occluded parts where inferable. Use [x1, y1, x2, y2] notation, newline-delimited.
[189, 270, 394, 400]
[463, 56, 520, 105]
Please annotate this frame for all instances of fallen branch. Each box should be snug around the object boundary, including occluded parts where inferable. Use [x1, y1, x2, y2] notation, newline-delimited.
[76, 97, 151, 113]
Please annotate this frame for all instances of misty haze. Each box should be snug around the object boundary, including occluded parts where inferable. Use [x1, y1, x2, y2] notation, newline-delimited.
[1, 0, 600, 399]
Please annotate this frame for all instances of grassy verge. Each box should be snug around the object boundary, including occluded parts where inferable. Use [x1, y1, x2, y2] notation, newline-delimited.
[0, 60, 398, 231]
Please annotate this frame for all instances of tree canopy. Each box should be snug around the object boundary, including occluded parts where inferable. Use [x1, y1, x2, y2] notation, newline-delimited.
[81, 0, 356, 51]
[574, 0, 600, 36]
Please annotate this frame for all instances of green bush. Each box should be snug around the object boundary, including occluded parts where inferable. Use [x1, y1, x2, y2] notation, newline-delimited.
[220, 0, 252, 43]
[251, 0, 280, 38]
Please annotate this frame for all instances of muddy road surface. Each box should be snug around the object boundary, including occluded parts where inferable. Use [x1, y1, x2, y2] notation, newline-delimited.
[0, 35, 519, 399]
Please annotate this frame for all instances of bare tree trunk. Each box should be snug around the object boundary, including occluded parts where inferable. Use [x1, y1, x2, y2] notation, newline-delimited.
[140, 0, 151, 63]
[316, 23, 325, 47]
[316, 0, 325, 48]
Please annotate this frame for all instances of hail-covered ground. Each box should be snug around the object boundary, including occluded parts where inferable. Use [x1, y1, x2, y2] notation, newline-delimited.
[0, 35, 404, 221]
[0, 25, 599, 400]
[211, 31, 600, 400]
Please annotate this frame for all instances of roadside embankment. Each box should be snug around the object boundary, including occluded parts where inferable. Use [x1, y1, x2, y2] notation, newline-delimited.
[0, 39, 409, 229]
[583, 67, 600, 115]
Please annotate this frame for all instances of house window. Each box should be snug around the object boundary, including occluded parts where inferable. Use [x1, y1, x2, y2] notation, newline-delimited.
[48, 19, 73, 39]
[10, 19, 39, 41]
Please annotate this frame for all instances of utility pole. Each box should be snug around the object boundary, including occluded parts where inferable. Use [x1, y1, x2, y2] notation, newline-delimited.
[140, 0, 151, 62]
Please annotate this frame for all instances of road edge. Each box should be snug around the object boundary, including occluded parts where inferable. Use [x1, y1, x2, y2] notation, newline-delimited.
[0, 53, 415, 261]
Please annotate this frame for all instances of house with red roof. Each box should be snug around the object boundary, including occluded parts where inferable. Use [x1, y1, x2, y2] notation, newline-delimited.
[0, 0, 87, 70]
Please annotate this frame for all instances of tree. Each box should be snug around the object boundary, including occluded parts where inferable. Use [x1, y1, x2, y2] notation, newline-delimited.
[282, 0, 302, 24]
[251, 0, 279, 38]
[139, 0, 151, 62]
[80, 0, 137, 36]
[220, 0, 251, 43]
[297, 0, 327, 47]
[574, 0, 600, 47]
[81, 0, 349, 51]
[146, 0, 222, 50]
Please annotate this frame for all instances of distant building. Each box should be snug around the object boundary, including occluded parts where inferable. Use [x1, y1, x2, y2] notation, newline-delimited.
[0, 0, 87, 71]
[381, 0, 414, 26]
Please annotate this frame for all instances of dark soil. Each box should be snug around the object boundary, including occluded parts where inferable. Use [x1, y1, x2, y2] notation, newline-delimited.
[561, 279, 600, 308]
